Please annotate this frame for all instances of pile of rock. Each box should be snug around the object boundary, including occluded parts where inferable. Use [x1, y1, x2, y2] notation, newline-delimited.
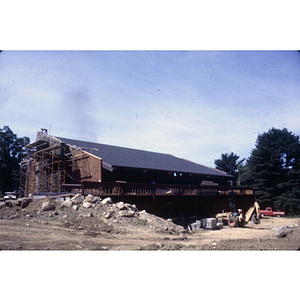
[7, 193, 187, 235]
[41, 193, 139, 219]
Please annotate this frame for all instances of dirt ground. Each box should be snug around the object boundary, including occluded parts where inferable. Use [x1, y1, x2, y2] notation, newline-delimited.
[0, 196, 300, 250]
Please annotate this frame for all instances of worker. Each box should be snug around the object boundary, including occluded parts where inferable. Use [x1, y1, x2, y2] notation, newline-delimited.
[238, 209, 245, 225]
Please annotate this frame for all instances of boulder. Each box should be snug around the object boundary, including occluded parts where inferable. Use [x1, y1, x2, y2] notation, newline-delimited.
[5, 201, 13, 207]
[211, 242, 218, 248]
[20, 197, 32, 209]
[55, 197, 65, 202]
[119, 210, 135, 217]
[101, 197, 113, 205]
[124, 203, 138, 211]
[103, 211, 113, 219]
[54, 197, 64, 205]
[61, 200, 73, 208]
[42, 201, 55, 211]
[94, 196, 102, 202]
[71, 194, 84, 204]
[116, 201, 125, 210]
[82, 202, 91, 208]
[84, 194, 95, 203]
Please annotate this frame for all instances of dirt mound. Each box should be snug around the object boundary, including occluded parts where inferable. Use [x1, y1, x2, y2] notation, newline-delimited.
[0, 194, 187, 236]
[74, 216, 113, 233]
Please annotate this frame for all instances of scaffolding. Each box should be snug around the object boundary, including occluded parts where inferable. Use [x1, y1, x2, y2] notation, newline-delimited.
[19, 138, 103, 197]
[19, 140, 69, 197]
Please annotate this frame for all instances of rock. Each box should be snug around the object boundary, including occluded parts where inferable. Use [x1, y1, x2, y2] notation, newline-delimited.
[82, 202, 91, 208]
[61, 199, 73, 208]
[20, 198, 32, 209]
[124, 203, 132, 211]
[101, 197, 113, 205]
[119, 210, 135, 217]
[84, 194, 96, 203]
[55, 197, 65, 202]
[116, 201, 125, 210]
[54, 197, 64, 205]
[87, 212, 93, 217]
[94, 196, 102, 202]
[71, 194, 84, 204]
[5, 201, 13, 207]
[49, 213, 53, 217]
[103, 211, 113, 219]
[16, 199, 23, 206]
[42, 201, 55, 211]
[73, 205, 78, 210]
[124, 203, 138, 211]
[189, 220, 202, 230]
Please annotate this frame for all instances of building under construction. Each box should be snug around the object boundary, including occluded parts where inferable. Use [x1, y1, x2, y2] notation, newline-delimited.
[20, 131, 256, 219]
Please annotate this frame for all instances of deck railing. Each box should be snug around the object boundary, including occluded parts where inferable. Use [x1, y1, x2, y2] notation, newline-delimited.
[62, 182, 255, 198]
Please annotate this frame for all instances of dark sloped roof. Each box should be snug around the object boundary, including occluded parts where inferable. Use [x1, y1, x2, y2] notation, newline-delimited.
[54, 136, 233, 178]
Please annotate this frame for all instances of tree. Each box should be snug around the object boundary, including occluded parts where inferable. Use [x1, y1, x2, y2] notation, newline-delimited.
[0, 126, 30, 195]
[240, 127, 300, 214]
[214, 152, 245, 181]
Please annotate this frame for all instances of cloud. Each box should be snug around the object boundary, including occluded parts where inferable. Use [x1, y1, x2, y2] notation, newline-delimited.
[1, 50, 300, 168]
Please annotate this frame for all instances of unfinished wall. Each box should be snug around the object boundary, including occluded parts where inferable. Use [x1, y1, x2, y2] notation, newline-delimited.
[20, 142, 68, 196]
[71, 148, 102, 183]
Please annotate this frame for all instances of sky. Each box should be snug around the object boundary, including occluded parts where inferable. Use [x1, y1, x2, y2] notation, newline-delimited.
[1, 50, 300, 167]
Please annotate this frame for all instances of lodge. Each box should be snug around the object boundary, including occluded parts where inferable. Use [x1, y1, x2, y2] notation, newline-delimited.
[20, 130, 255, 220]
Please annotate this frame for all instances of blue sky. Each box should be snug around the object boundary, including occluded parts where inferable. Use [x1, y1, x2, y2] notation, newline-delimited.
[1, 50, 300, 167]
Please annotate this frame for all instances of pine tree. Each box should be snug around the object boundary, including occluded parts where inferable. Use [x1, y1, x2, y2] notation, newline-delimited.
[241, 128, 300, 214]
[0, 126, 30, 195]
[214, 152, 245, 181]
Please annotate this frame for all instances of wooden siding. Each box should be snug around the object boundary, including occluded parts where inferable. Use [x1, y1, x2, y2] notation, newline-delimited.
[72, 148, 102, 183]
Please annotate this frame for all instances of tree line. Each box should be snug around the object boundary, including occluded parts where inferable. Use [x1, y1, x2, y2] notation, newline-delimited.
[215, 127, 300, 215]
[0, 126, 29, 197]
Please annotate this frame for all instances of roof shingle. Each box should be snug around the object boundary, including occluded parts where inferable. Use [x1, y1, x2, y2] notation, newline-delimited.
[55, 136, 232, 178]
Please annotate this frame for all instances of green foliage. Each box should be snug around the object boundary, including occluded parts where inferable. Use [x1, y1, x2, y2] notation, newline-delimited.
[214, 152, 245, 180]
[240, 127, 300, 215]
[0, 126, 30, 194]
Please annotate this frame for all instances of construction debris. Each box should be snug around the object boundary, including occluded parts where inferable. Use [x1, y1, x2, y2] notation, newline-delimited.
[188, 218, 223, 231]
[0, 193, 187, 236]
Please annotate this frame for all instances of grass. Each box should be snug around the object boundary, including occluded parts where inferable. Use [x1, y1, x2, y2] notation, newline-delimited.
[186, 244, 198, 249]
